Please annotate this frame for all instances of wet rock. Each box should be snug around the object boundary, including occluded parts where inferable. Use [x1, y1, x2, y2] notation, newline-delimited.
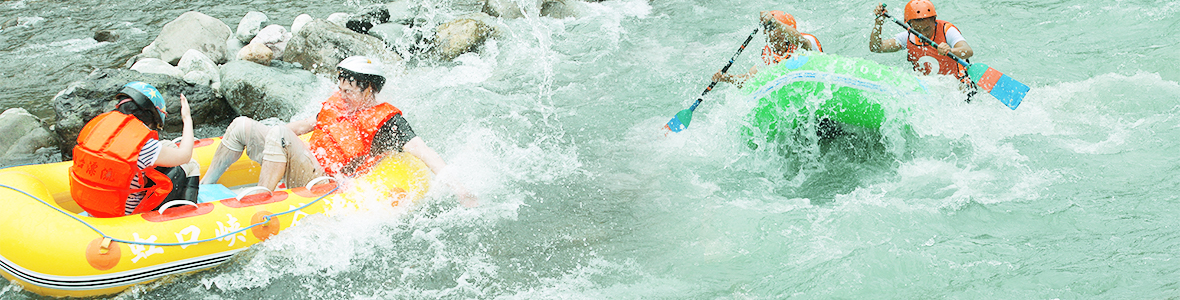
[238, 42, 274, 66]
[219, 60, 321, 120]
[52, 69, 235, 158]
[139, 11, 232, 65]
[281, 19, 399, 75]
[327, 13, 350, 27]
[541, 0, 580, 19]
[177, 49, 220, 91]
[432, 16, 496, 61]
[131, 58, 184, 78]
[345, 5, 391, 34]
[483, 0, 525, 19]
[449, 0, 488, 15]
[250, 24, 292, 57]
[94, 30, 118, 42]
[291, 14, 313, 34]
[0, 108, 57, 163]
[235, 11, 269, 44]
[225, 36, 245, 62]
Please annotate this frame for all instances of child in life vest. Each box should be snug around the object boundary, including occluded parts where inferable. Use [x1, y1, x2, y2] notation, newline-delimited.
[713, 10, 824, 88]
[69, 82, 199, 217]
[201, 56, 476, 207]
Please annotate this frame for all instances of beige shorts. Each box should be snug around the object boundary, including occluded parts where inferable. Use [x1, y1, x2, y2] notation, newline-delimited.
[220, 117, 323, 187]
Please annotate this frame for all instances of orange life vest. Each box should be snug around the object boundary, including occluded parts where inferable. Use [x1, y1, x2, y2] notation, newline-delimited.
[762, 33, 823, 65]
[70, 111, 172, 218]
[905, 20, 967, 78]
[309, 92, 402, 176]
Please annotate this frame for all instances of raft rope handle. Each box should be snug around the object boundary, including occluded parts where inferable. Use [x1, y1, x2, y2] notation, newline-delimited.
[0, 183, 337, 247]
[157, 199, 198, 214]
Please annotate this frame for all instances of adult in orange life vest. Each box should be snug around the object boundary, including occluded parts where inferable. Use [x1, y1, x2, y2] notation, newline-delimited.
[870, 0, 974, 78]
[69, 82, 200, 218]
[200, 56, 476, 207]
[713, 10, 823, 88]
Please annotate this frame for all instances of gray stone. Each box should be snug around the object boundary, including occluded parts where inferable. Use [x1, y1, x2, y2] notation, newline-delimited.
[541, 0, 580, 19]
[432, 16, 496, 61]
[483, 0, 526, 19]
[281, 19, 399, 75]
[131, 57, 184, 78]
[291, 14, 313, 34]
[226, 36, 245, 62]
[177, 49, 220, 90]
[52, 69, 236, 158]
[219, 60, 321, 121]
[0, 108, 52, 157]
[327, 13, 350, 27]
[140, 11, 233, 65]
[94, 30, 118, 42]
[236, 11, 269, 44]
[250, 24, 292, 57]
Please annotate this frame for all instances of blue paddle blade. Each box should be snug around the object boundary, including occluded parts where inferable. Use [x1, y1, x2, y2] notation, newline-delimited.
[664, 109, 694, 133]
[989, 74, 1029, 110]
[967, 63, 1029, 110]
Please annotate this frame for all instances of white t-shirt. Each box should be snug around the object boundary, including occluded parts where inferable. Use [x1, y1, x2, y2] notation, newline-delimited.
[125, 139, 162, 215]
[894, 25, 966, 48]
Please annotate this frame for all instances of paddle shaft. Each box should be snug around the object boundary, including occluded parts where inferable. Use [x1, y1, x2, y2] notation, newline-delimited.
[688, 27, 760, 112]
[880, 11, 971, 67]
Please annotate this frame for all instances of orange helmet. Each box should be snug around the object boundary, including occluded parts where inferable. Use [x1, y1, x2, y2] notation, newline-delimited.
[767, 10, 797, 29]
[903, 0, 937, 22]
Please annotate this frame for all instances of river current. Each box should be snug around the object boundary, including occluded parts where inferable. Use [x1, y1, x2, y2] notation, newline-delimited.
[2, 0, 1180, 298]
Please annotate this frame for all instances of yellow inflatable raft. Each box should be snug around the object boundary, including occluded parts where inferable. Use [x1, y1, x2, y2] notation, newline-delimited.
[0, 137, 431, 297]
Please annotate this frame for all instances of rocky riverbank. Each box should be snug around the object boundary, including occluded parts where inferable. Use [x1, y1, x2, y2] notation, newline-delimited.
[0, 0, 595, 165]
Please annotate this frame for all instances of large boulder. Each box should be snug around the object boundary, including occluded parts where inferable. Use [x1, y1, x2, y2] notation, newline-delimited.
[140, 11, 233, 65]
[235, 11, 269, 44]
[432, 15, 497, 61]
[281, 19, 399, 75]
[0, 108, 57, 164]
[219, 60, 322, 120]
[52, 69, 236, 158]
[177, 49, 221, 91]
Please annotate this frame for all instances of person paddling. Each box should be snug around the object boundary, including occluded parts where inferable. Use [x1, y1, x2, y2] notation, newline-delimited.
[870, 0, 978, 99]
[713, 10, 824, 88]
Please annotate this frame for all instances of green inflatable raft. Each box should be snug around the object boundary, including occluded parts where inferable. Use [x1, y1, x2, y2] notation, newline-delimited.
[741, 52, 927, 141]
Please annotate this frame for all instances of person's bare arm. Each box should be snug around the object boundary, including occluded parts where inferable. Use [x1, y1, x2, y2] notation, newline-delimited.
[155, 94, 194, 167]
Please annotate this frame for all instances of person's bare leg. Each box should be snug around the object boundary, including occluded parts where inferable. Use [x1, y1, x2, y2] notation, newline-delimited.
[203, 117, 268, 184]
[257, 160, 287, 191]
[201, 146, 242, 185]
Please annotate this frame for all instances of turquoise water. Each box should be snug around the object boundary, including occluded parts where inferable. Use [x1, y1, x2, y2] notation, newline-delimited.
[3, 0, 1180, 298]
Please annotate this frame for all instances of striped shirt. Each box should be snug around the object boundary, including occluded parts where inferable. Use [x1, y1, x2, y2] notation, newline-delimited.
[125, 139, 162, 215]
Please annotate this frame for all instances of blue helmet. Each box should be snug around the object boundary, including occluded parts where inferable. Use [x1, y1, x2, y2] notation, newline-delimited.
[117, 81, 166, 124]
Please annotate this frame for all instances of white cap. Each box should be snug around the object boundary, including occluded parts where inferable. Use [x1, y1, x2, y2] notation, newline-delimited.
[337, 56, 384, 77]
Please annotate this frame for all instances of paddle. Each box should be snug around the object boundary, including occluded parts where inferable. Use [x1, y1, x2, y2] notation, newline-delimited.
[663, 27, 760, 134]
[880, 6, 1029, 109]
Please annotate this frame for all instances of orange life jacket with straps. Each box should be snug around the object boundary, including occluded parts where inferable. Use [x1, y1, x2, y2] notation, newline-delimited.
[309, 92, 402, 176]
[70, 111, 172, 218]
[905, 20, 967, 78]
[762, 33, 823, 65]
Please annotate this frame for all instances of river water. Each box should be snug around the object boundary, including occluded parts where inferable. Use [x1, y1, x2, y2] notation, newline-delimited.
[3, 0, 1180, 298]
